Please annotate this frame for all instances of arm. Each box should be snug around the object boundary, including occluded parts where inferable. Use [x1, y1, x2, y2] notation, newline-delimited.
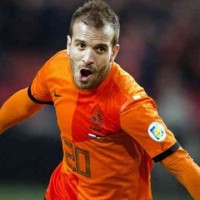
[119, 91, 200, 198]
[161, 147, 200, 199]
[0, 87, 44, 134]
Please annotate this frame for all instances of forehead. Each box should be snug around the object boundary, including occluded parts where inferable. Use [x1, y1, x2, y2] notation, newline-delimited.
[72, 21, 115, 45]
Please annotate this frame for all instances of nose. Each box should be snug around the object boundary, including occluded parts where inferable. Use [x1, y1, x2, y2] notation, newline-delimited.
[82, 49, 94, 65]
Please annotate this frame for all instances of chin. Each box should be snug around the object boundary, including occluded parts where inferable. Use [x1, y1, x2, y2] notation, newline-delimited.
[75, 82, 90, 90]
[75, 77, 100, 90]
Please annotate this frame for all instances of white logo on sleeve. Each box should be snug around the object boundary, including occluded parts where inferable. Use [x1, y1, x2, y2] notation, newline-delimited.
[148, 122, 166, 142]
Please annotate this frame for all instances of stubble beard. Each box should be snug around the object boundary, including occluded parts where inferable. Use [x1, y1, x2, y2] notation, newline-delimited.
[70, 59, 111, 90]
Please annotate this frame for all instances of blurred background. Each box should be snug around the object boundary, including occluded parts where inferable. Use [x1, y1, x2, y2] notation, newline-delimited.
[0, 0, 200, 199]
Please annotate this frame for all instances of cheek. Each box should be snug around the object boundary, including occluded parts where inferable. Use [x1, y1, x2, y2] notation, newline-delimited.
[101, 51, 113, 65]
[69, 51, 81, 67]
[69, 56, 78, 73]
[69, 47, 82, 59]
[96, 61, 110, 74]
[99, 56, 111, 69]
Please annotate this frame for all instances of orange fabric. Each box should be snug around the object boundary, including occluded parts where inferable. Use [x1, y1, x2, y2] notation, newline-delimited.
[44, 162, 79, 200]
[29, 50, 179, 200]
[161, 147, 200, 199]
[0, 88, 43, 134]
[120, 95, 177, 159]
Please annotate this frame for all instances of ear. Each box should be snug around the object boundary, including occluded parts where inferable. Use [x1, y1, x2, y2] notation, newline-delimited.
[110, 44, 120, 62]
[66, 35, 72, 54]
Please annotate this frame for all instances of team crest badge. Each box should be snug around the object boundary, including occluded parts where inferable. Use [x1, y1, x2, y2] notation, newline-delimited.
[90, 108, 103, 133]
[148, 122, 166, 142]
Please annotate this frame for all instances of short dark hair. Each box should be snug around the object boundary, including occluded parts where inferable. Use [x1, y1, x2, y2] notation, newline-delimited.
[69, 0, 120, 46]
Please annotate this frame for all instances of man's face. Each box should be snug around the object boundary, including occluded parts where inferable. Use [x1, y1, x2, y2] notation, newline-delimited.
[67, 21, 119, 90]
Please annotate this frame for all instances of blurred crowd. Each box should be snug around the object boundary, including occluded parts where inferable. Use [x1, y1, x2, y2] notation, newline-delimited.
[1, 0, 200, 146]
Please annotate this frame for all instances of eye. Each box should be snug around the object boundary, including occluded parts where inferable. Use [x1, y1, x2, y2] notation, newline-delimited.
[96, 46, 107, 54]
[79, 43, 85, 49]
[75, 42, 86, 50]
[98, 47, 105, 52]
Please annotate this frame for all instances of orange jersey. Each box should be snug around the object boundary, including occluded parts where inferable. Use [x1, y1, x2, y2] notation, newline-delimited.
[28, 50, 179, 200]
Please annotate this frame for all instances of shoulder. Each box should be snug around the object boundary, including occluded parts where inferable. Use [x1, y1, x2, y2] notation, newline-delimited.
[45, 49, 69, 69]
[39, 49, 70, 77]
[30, 49, 72, 89]
[111, 62, 144, 97]
[110, 63, 154, 112]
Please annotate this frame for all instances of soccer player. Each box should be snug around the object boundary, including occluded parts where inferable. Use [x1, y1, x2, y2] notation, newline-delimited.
[0, 0, 200, 199]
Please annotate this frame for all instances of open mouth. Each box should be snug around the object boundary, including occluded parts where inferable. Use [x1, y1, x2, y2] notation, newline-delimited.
[79, 68, 93, 82]
[80, 69, 92, 77]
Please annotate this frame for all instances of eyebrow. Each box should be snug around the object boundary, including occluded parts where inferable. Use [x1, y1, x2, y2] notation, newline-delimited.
[74, 39, 109, 47]
[94, 43, 108, 49]
[74, 39, 85, 44]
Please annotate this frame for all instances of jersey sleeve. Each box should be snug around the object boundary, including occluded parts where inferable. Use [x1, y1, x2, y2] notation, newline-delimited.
[28, 55, 55, 105]
[120, 94, 180, 162]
